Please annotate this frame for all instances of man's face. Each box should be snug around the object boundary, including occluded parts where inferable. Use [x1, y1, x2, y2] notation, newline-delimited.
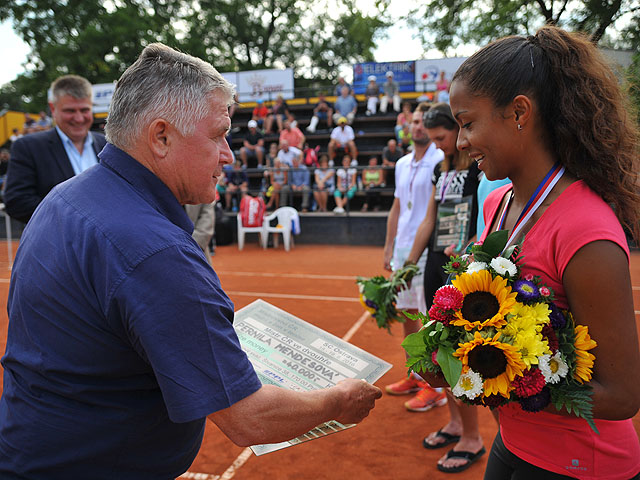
[341, 86, 349, 97]
[388, 140, 396, 151]
[49, 95, 93, 144]
[166, 91, 233, 205]
[411, 110, 430, 146]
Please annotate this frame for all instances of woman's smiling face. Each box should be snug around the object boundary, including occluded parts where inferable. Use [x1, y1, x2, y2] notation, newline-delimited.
[450, 79, 518, 181]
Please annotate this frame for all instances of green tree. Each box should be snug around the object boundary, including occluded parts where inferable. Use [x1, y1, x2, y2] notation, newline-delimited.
[408, 0, 639, 53]
[0, 0, 389, 111]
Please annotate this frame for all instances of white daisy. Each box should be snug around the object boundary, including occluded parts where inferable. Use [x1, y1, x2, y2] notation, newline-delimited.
[538, 352, 569, 384]
[452, 369, 484, 399]
[466, 261, 488, 274]
[490, 256, 518, 277]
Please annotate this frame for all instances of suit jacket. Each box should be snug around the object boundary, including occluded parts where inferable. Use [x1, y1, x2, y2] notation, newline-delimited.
[4, 128, 107, 223]
[185, 203, 215, 264]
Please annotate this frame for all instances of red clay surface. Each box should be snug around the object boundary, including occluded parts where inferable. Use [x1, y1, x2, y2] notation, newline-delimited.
[0, 241, 638, 479]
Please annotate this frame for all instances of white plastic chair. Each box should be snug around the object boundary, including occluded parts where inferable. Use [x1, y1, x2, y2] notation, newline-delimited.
[263, 207, 300, 251]
[236, 213, 267, 250]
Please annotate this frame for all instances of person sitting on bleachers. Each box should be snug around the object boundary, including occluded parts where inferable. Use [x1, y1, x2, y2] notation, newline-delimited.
[382, 138, 404, 188]
[395, 101, 412, 140]
[313, 154, 335, 213]
[380, 71, 401, 114]
[398, 123, 413, 152]
[306, 93, 333, 133]
[224, 160, 248, 212]
[332, 86, 358, 125]
[239, 120, 265, 168]
[264, 158, 288, 211]
[277, 139, 302, 167]
[279, 118, 305, 150]
[334, 76, 352, 96]
[265, 142, 278, 168]
[365, 75, 380, 116]
[333, 154, 357, 214]
[35, 111, 52, 131]
[251, 99, 269, 130]
[328, 117, 358, 162]
[360, 156, 385, 212]
[264, 95, 290, 133]
[282, 154, 311, 213]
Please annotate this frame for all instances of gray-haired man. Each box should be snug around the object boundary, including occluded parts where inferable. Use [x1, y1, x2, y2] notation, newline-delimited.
[0, 44, 381, 478]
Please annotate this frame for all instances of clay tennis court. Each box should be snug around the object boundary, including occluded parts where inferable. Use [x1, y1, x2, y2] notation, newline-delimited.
[0, 242, 638, 479]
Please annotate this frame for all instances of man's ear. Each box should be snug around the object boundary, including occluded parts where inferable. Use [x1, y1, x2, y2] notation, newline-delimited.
[511, 94, 533, 128]
[147, 118, 173, 158]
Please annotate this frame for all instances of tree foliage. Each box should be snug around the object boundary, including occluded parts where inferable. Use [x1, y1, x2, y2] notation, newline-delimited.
[0, 0, 389, 111]
[407, 0, 639, 53]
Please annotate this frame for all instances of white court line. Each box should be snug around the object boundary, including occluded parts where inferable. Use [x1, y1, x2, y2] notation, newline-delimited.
[217, 271, 357, 281]
[226, 291, 358, 303]
[183, 310, 372, 479]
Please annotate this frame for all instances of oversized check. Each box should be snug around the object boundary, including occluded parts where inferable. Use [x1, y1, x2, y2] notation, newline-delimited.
[234, 299, 392, 456]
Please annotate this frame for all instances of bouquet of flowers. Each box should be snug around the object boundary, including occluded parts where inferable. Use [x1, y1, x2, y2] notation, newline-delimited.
[357, 263, 420, 332]
[402, 230, 599, 432]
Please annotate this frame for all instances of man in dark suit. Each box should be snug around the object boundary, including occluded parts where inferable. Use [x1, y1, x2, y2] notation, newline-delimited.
[4, 75, 106, 223]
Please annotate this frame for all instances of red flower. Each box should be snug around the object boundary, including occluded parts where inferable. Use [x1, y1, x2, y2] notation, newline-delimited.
[452, 262, 460, 269]
[431, 350, 439, 366]
[428, 305, 452, 326]
[512, 368, 546, 398]
[433, 285, 464, 311]
[541, 324, 559, 353]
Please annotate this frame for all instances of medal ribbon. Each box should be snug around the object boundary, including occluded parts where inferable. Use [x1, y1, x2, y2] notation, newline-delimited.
[498, 162, 565, 252]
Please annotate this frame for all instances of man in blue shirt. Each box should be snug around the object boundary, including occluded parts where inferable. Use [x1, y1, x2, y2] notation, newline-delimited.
[0, 43, 381, 479]
[282, 154, 311, 212]
[332, 86, 358, 125]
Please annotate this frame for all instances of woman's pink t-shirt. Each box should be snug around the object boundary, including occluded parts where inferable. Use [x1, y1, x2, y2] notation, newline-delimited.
[481, 181, 640, 480]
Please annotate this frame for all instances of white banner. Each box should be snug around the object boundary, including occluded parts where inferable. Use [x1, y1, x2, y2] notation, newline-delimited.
[230, 68, 294, 103]
[414, 58, 467, 92]
[92, 83, 116, 114]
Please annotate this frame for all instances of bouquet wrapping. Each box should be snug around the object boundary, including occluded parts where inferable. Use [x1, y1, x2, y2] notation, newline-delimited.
[402, 231, 599, 432]
[357, 264, 420, 332]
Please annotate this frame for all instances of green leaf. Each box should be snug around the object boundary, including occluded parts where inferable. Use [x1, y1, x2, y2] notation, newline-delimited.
[481, 230, 509, 257]
[401, 331, 428, 357]
[436, 346, 462, 387]
[472, 251, 492, 264]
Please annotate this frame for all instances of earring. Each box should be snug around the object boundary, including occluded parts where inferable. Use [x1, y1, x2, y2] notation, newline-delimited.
[517, 124, 522, 131]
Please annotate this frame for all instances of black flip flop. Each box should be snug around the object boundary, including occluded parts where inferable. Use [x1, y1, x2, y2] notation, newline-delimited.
[436, 446, 486, 473]
[422, 429, 461, 450]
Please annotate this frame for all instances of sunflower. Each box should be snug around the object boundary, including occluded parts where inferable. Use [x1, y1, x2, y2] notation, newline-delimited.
[451, 270, 518, 331]
[358, 294, 377, 316]
[573, 325, 597, 383]
[454, 331, 526, 398]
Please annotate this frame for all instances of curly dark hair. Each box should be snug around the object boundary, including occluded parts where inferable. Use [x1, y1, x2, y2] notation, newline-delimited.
[453, 25, 640, 241]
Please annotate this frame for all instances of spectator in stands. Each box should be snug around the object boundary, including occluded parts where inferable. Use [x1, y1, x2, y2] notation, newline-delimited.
[22, 114, 37, 134]
[333, 154, 357, 214]
[334, 76, 352, 96]
[313, 154, 335, 212]
[276, 139, 302, 167]
[328, 117, 357, 162]
[224, 160, 248, 211]
[332, 86, 358, 125]
[265, 142, 278, 168]
[435, 70, 449, 102]
[264, 158, 288, 210]
[264, 94, 290, 133]
[360, 156, 385, 212]
[251, 99, 269, 130]
[239, 120, 265, 168]
[306, 92, 333, 133]
[35, 111, 52, 131]
[398, 123, 413, 152]
[395, 101, 413, 141]
[380, 71, 401, 114]
[382, 139, 403, 188]
[0, 148, 9, 194]
[4, 74, 107, 224]
[9, 128, 22, 143]
[0, 44, 381, 478]
[185, 203, 215, 265]
[282, 153, 311, 212]
[279, 118, 305, 150]
[365, 75, 380, 116]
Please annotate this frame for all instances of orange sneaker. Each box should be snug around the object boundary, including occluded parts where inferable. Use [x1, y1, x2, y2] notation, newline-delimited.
[404, 387, 448, 412]
[385, 376, 424, 395]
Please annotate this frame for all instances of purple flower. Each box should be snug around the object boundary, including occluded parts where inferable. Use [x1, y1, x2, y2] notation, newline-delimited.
[365, 299, 378, 310]
[548, 303, 566, 329]
[519, 386, 551, 412]
[513, 279, 539, 302]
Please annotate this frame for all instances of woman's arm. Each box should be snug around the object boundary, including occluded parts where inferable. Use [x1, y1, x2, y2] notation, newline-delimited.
[562, 240, 640, 420]
[406, 189, 437, 264]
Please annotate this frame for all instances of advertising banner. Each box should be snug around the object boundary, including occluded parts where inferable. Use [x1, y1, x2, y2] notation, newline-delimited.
[352, 61, 415, 94]
[414, 57, 467, 92]
[91, 83, 116, 114]
[228, 68, 295, 103]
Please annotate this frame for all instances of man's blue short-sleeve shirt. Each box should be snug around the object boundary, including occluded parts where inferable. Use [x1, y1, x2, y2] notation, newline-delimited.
[0, 144, 262, 479]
